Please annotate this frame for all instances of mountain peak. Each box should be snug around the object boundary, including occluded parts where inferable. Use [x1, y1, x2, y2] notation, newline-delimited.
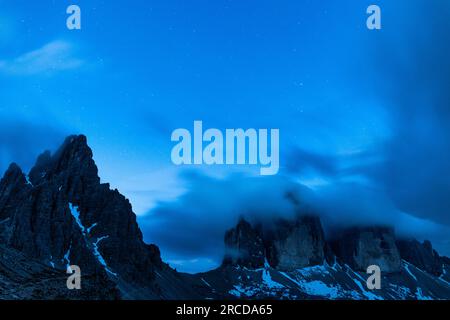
[0, 162, 27, 190]
[60, 134, 89, 150]
[28, 134, 98, 186]
[0, 134, 185, 299]
[0, 163, 29, 221]
[4, 162, 24, 177]
[54, 134, 92, 163]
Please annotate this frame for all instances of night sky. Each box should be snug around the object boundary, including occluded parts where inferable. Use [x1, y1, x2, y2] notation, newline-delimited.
[1, 0, 449, 273]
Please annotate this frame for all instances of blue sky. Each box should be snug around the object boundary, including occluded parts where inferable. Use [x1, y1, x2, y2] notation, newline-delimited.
[1, 0, 450, 273]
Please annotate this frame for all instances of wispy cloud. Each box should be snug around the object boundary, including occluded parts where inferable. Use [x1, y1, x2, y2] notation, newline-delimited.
[0, 40, 83, 76]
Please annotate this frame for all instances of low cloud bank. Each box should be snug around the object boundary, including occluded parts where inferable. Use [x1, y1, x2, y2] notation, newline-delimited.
[139, 160, 450, 272]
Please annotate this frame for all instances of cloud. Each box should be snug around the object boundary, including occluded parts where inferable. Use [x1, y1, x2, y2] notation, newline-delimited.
[364, 1, 450, 227]
[138, 171, 308, 271]
[139, 166, 450, 273]
[0, 117, 68, 175]
[138, 2, 450, 272]
[286, 148, 339, 177]
[0, 40, 83, 76]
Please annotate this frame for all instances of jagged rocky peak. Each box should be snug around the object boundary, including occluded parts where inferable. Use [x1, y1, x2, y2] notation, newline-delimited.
[223, 218, 265, 269]
[266, 215, 326, 271]
[53, 135, 97, 174]
[396, 239, 443, 276]
[331, 226, 402, 273]
[0, 134, 167, 297]
[0, 163, 26, 189]
[27, 150, 51, 183]
[28, 135, 99, 186]
[0, 163, 30, 221]
[0, 163, 29, 191]
[1, 162, 25, 181]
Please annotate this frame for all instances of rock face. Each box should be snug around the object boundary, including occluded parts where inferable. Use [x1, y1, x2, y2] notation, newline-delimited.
[266, 216, 325, 271]
[0, 136, 162, 287]
[223, 218, 265, 269]
[442, 256, 450, 267]
[211, 219, 450, 300]
[0, 163, 32, 222]
[396, 239, 443, 276]
[0, 244, 119, 300]
[332, 227, 402, 273]
[223, 215, 327, 271]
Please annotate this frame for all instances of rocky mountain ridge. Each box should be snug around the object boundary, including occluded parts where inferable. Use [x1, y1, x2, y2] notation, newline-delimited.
[198, 216, 450, 299]
[0, 135, 207, 299]
[0, 135, 449, 300]
[221, 216, 449, 276]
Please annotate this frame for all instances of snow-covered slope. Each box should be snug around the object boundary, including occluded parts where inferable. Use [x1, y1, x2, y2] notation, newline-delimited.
[195, 260, 450, 300]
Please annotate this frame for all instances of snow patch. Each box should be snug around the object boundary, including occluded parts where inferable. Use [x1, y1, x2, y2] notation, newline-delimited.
[49, 255, 55, 268]
[280, 271, 340, 299]
[262, 269, 284, 289]
[297, 264, 330, 277]
[438, 265, 450, 287]
[229, 285, 259, 297]
[388, 284, 411, 299]
[262, 259, 284, 289]
[0, 218, 10, 225]
[69, 203, 85, 233]
[25, 175, 33, 186]
[63, 242, 72, 272]
[68, 202, 116, 276]
[403, 261, 418, 282]
[201, 278, 212, 288]
[93, 236, 117, 276]
[300, 280, 340, 298]
[87, 223, 97, 234]
[416, 287, 433, 300]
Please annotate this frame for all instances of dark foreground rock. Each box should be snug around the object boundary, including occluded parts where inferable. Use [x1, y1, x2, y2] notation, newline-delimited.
[0, 244, 119, 300]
